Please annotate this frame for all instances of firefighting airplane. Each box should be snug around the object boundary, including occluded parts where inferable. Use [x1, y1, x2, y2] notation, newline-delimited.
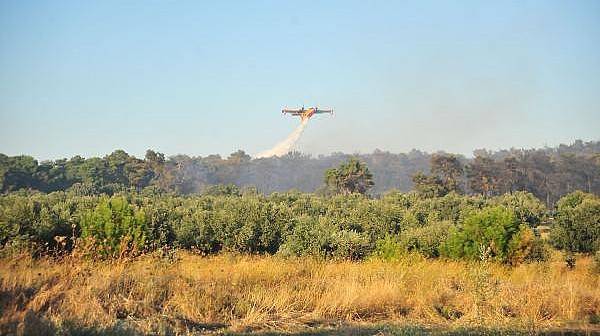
[281, 106, 334, 121]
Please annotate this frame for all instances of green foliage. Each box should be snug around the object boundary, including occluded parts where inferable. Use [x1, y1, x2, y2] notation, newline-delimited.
[371, 235, 404, 261]
[80, 196, 148, 257]
[213, 196, 289, 253]
[549, 191, 600, 253]
[490, 191, 547, 227]
[412, 172, 449, 198]
[175, 210, 219, 253]
[278, 216, 336, 258]
[203, 184, 241, 197]
[1, 140, 599, 202]
[430, 154, 464, 194]
[440, 206, 538, 264]
[329, 229, 371, 260]
[0, 192, 74, 250]
[278, 215, 371, 260]
[0, 188, 587, 266]
[398, 221, 453, 258]
[324, 157, 374, 195]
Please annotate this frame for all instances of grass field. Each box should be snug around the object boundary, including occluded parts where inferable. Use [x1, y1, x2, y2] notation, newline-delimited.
[1, 252, 599, 335]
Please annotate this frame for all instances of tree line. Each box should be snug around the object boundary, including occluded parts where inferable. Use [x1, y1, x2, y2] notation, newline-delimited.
[1, 150, 599, 264]
[1, 140, 598, 205]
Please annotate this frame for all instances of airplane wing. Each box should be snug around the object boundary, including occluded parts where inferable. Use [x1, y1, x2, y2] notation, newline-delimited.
[314, 108, 334, 114]
[282, 108, 303, 115]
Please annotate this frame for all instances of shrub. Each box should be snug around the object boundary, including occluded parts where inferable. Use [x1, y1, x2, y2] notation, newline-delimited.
[490, 191, 547, 227]
[398, 221, 453, 258]
[140, 202, 177, 248]
[213, 196, 288, 254]
[441, 206, 537, 264]
[371, 235, 404, 261]
[549, 191, 600, 253]
[0, 194, 73, 251]
[79, 196, 147, 257]
[66, 182, 100, 196]
[506, 224, 542, 265]
[203, 184, 241, 197]
[329, 229, 371, 260]
[524, 238, 551, 263]
[279, 216, 370, 260]
[175, 210, 219, 253]
[278, 216, 335, 258]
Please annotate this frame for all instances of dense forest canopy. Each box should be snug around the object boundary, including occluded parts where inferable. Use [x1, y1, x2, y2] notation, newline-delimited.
[0, 140, 598, 204]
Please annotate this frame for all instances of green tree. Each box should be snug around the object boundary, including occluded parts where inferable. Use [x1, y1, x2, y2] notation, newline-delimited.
[500, 157, 520, 194]
[145, 149, 173, 191]
[324, 158, 374, 195]
[412, 154, 464, 198]
[80, 196, 148, 257]
[412, 172, 449, 198]
[431, 154, 464, 194]
[549, 191, 600, 253]
[467, 155, 500, 197]
[0, 155, 39, 192]
[441, 206, 536, 264]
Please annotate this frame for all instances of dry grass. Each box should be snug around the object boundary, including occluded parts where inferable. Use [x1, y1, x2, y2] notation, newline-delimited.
[1, 251, 599, 335]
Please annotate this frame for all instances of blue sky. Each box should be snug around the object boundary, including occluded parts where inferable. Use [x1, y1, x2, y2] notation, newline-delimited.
[1, 0, 599, 160]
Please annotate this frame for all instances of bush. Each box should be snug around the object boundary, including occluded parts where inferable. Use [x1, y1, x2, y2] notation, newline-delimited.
[371, 235, 404, 261]
[329, 229, 370, 260]
[279, 216, 370, 260]
[490, 191, 547, 227]
[398, 221, 452, 258]
[0, 193, 74, 251]
[213, 196, 289, 254]
[549, 192, 600, 253]
[441, 206, 538, 264]
[524, 238, 551, 263]
[175, 210, 219, 253]
[278, 216, 335, 258]
[79, 196, 148, 257]
[203, 184, 241, 197]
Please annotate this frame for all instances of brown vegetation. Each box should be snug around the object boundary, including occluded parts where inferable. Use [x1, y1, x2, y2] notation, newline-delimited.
[1, 252, 599, 335]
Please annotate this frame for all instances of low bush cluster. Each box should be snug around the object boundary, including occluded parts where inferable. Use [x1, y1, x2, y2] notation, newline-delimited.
[549, 191, 600, 253]
[0, 189, 597, 263]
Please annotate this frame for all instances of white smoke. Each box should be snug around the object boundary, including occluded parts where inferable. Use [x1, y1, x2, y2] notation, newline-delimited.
[255, 118, 309, 158]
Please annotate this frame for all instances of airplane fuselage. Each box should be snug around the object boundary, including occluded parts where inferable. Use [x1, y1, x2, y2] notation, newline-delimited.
[281, 106, 333, 121]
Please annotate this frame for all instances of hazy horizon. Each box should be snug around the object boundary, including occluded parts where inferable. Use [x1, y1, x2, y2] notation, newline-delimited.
[1, 1, 599, 160]
[1, 137, 599, 162]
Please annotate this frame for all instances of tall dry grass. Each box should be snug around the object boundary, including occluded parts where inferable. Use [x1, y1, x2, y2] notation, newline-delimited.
[1, 252, 599, 334]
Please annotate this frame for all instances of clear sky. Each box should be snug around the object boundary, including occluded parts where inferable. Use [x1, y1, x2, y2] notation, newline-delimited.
[1, 1, 599, 160]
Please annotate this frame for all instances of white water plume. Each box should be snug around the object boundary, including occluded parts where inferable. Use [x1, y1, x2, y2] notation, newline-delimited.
[255, 119, 309, 158]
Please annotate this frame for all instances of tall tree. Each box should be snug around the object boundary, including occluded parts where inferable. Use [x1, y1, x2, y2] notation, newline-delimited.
[412, 172, 448, 198]
[431, 154, 464, 194]
[324, 157, 374, 195]
[500, 157, 520, 194]
[467, 155, 500, 197]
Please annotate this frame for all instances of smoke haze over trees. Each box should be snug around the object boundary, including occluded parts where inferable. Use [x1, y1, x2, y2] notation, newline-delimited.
[0, 140, 598, 205]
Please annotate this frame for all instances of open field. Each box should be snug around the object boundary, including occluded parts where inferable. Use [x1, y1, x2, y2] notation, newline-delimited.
[1, 252, 599, 335]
